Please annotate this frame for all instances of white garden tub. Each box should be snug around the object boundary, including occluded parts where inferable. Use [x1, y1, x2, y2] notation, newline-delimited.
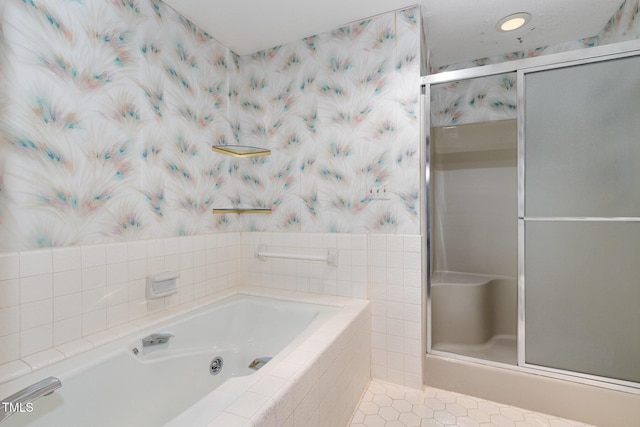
[0, 288, 371, 426]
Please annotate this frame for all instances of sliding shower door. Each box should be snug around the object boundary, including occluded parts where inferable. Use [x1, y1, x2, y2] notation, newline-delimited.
[521, 54, 640, 385]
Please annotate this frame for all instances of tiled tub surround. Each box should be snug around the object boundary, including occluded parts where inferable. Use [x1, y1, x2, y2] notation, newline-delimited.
[242, 232, 423, 389]
[206, 289, 370, 427]
[0, 232, 421, 392]
[0, 233, 241, 380]
[0, 286, 371, 427]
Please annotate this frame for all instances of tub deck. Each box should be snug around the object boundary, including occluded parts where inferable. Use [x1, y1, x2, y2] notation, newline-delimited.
[0, 287, 370, 427]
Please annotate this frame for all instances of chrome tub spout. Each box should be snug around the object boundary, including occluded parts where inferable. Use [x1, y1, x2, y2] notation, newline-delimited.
[142, 332, 174, 347]
[0, 376, 61, 423]
[248, 357, 272, 370]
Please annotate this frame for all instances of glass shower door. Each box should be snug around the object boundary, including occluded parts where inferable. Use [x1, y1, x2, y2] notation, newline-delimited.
[429, 73, 519, 365]
[522, 54, 640, 385]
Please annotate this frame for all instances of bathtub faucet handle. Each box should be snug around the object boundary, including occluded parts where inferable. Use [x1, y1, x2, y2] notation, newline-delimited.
[142, 333, 174, 347]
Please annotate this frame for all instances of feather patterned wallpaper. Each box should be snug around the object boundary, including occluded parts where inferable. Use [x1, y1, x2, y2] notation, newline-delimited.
[228, 9, 421, 235]
[2, 0, 636, 250]
[0, 0, 421, 250]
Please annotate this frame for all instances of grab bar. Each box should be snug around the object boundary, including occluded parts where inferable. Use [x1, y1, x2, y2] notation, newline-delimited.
[255, 244, 338, 266]
[0, 376, 61, 423]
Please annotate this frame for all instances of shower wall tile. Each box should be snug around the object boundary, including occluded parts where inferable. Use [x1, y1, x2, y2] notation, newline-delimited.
[81, 266, 106, 291]
[0, 307, 19, 337]
[53, 270, 81, 297]
[106, 282, 128, 307]
[20, 274, 53, 304]
[52, 247, 82, 273]
[0, 335, 19, 365]
[106, 243, 128, 265]
[82, 310, 106, 336]
[20, 300, 52, 330]
[0, 279, 19, 309]
[106, 263, 128, 287]
[81, 245, 107, 268]
[127, 241, 148, 262]
[20, 324, 53, 357]
[0, 253, 20, 281]
[369, 234, 423, 389]
[241, 232, 369, 298]
[19, 250, 52, 278]
[242, 231, 424, 389]
[0, 232, 242, 382]
[107, 303, 129, 329]
[54, 293, 81, 322]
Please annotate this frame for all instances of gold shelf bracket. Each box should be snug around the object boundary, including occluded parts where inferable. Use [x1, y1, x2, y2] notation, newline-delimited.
[212, 208, 272, 214]
[211, 145, 271, 157]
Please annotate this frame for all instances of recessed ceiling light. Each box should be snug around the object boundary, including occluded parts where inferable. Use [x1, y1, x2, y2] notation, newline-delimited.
[496, 12, 531, 32]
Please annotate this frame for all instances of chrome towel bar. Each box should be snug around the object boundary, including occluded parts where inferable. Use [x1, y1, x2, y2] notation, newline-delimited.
[255, 244, 338, 266]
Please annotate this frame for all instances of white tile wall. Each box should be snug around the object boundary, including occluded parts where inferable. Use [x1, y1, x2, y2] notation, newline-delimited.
[19, 250, 52, 277]
[0, 253, 20, 281]
[241, 232, 370, 299]
[241, 232, 424, 390]
[368, 235, 423, 389]
[1, 231, 424, 395]
[0, 232, 242, 380]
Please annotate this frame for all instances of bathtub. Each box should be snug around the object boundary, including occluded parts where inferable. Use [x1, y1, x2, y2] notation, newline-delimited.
[0, 287, 371, 427]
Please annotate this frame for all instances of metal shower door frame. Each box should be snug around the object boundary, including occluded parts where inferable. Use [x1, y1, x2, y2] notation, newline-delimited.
[421, 38, 640, 394]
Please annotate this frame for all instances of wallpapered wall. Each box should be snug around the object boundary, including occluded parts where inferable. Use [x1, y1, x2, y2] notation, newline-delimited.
[2, 0, 636, 249]
[0, 1, 422, 251]
[0, 0, 234, 250]
[228, 10, 421, 235]
[430, 0, 640, 127]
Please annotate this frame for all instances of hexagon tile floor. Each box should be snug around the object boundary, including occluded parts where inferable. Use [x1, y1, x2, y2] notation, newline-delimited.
[348, 380, 593, 427]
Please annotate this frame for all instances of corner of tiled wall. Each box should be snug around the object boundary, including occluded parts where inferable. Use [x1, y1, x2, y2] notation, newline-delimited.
[369, 234, 423, 390]
[240, 231, 424, 390]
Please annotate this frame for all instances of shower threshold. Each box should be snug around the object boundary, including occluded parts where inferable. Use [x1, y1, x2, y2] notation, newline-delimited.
[432, 334, 517, 365]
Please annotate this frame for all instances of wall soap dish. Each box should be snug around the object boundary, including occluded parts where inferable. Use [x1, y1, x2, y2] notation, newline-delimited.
[146, 271, 179, 299]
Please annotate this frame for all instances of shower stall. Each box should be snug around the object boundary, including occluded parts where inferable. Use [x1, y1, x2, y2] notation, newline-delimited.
[423, 40, 640, 392]
[430, 114, 518, 365]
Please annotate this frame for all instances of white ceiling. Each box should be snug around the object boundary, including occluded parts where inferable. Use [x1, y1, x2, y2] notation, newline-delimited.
[423, 0, 623, 67]
[162, 0, 623, 68]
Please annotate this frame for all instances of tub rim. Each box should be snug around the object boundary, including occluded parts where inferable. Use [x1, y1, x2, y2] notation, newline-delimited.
[0, 286, 369, 426]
